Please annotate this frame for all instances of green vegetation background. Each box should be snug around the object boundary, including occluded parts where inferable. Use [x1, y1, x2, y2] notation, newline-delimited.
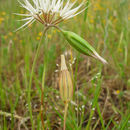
[0, 0, 130, 129]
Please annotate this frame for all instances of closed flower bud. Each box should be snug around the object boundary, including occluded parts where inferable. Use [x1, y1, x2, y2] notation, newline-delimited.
[62, 30, 107, 64]
[59, 55, 73, 103]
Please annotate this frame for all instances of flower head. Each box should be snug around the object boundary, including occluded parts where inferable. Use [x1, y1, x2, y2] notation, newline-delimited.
[15, 0, 86, 31]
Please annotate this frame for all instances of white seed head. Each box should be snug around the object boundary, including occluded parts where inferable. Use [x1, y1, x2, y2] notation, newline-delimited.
[15, 0, 86, 31]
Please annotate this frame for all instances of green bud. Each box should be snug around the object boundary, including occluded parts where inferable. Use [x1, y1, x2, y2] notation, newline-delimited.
[62, 30, 107, 64]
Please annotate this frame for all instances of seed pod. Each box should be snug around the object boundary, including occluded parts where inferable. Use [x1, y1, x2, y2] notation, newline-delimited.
[62, 30, 107, 64]
[59, 55, 73, 103]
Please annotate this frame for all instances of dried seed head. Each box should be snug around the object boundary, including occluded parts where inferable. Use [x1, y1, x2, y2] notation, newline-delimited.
[59, 55, 73, 103]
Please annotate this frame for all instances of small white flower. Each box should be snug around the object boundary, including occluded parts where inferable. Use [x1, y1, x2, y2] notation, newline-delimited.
[15, 0, 86, 31]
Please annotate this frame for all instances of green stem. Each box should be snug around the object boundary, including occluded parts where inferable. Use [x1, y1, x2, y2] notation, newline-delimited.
[64, 103, 68, 130]
[40, 33, 48, 130]
[27, 27, 48, 130]
[40, 62, 46, 130]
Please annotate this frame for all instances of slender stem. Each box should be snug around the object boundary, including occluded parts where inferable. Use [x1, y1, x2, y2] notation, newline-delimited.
[40, 33, 48, 130]
[40, 67, 46, 129]
[40, 73, 45, 129]
[64, 103, 68, 130]
[27, 27, 48, 130]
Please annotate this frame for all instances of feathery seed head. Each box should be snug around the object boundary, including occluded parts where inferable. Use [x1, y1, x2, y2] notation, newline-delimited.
[15, 0, 86, 31]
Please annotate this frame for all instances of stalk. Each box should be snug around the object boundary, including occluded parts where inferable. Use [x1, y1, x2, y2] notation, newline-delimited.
[27, 27, 49, 130]
[40, 68, 46, 129]
[40, 30, 48, 130]
[64, 103, 68, 130]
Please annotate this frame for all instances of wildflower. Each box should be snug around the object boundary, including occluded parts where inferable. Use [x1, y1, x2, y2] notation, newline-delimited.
[2, 12, 6, 16]
[38, 32, 42, 36]
[19, 40, 23, 43]
[128, 15, 130, 20]
[53, 29, 56, 34]
[0, 17, 4, 24]
[14, 37, 17, 41]
[4, 35, 8, 40]
[90, 17, 94, 24]
[116, 90, 120, 95]
[15, 0, 86, 31]
[94, 0, 103, 11]
[118, 48, 123, 53]
[47, 34, 52, 39]
[8, 32, 13, 36]
[36, 36, 40, 40]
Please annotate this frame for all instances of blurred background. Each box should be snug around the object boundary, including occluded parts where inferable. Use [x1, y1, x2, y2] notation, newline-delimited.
[0, 0, 130, 129]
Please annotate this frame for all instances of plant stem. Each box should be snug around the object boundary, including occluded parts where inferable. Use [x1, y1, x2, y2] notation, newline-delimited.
[27, 27, 48, 130]
[64, 103, 68, 130]
[40, 31, 48, 130]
